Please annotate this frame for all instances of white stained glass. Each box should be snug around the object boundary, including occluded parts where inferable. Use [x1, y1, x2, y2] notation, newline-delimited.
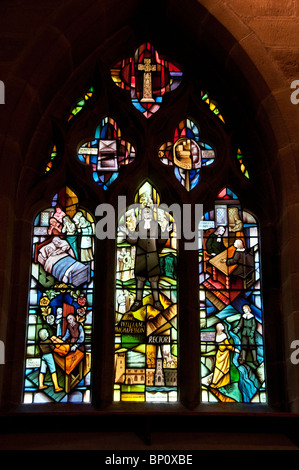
[27, 325, 36, 341]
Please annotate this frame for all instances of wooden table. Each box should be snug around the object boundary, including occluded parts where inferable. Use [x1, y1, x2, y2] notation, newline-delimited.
[53, 348, 84, 393]
[208, 245, 238, 290]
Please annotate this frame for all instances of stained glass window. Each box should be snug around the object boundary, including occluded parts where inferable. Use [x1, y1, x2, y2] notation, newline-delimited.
[236, 148, 249, 179]
[77, 116, 136, 190]
[114, 182, 178, 402]
[200, 90, 225, 124]
[199, 188, 266, 403]
[111, 42, 183, 118]
[44, 145, 58, 174]
[68, 86, 94, 121]
[158, 118, 216, 190]
[23, 187, 94, 404]
[24, 36, 268, 409]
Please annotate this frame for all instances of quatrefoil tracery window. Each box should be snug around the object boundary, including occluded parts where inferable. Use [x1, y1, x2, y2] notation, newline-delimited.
[23, 42, 265, 405]
[111, 42, 183, 119]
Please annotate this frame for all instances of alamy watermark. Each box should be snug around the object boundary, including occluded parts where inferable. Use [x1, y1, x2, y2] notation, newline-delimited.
[0, 341, 4, 364]
[0, 80, 4, 104]
[95, 197, 203, 250]
[290, 80, 299, 104]
[290, 340, 299, 364]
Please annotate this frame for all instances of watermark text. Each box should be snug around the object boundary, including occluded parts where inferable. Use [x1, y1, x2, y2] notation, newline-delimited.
[290, 80, 299, 104]
[0, 80, 4, 104]
[95, 197, 203, 250]
[290, 340, 299, 364]
[0, 340, 4, 364]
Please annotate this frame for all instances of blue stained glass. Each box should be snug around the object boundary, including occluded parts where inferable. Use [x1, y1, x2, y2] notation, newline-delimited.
[132, 100, 146, 113]
[95, 126, 100, 139]
[104, 172, 119, 190]
[190, 171, 201, 189]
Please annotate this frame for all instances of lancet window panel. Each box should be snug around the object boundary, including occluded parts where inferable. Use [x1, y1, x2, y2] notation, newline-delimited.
[199, 188, 266, 404]
[114, 182, 178, 403]
[23, 187, 95, 404]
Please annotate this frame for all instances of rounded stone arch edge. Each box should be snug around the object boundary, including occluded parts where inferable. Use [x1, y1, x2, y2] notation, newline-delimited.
[8, 0, 295, 186]
[7, 1, 296, 233]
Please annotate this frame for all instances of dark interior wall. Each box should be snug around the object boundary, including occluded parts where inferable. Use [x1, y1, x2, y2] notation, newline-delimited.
[0, 0, 299, 417]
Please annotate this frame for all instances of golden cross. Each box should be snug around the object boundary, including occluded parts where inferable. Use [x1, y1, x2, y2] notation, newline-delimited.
[138, 58, 156, 103]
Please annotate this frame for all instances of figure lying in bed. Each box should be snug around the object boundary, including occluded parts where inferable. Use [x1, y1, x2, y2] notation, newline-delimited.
[38, 237, 90, 287]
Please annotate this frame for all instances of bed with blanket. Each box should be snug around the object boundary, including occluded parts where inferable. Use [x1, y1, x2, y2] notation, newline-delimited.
[36, 237, 90, 287]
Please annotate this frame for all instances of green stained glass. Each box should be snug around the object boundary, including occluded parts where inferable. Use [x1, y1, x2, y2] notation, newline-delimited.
[201, 90, 225, 123]
[68, 86, 94, 121]
[237, 148, 249, 179]
[44, 145, 58, 174]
